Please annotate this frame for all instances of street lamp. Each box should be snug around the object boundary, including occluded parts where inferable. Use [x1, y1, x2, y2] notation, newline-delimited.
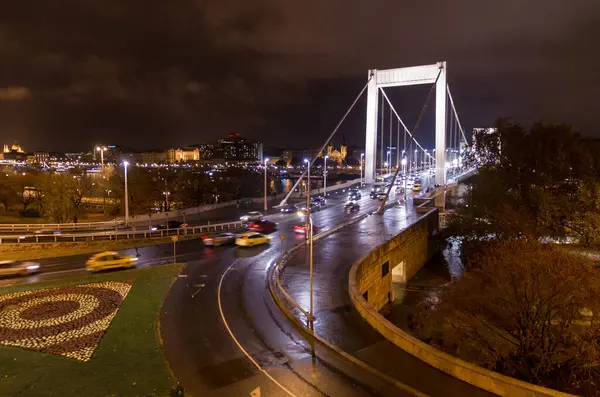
[297, 209, 314, 323]
[424, 149, 428, 170]
[123, 161, 129, 227]
[96, 146, 107, 173]
[401, 157, 408, 201]
[414, 149, 418, 170]
[387, 150, 391, 176]
[360, 153, 364, 186]
[323, 155, 328, 197]
[264, 158, 269, 211]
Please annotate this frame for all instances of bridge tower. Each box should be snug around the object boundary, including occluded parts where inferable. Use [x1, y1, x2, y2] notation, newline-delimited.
[365, 62, 447, 191]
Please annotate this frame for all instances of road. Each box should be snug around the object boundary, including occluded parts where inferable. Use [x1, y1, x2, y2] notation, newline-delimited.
[1, 170, 441, 396]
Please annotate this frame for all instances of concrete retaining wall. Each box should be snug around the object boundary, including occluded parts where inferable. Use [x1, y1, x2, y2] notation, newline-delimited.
[352, 209, 439, 311]
[349, 211, 575, 397]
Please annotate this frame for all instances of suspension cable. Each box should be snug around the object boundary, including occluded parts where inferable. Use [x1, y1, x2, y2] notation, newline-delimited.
[446, 85, 468, 145]
[278, 76, 373, 206]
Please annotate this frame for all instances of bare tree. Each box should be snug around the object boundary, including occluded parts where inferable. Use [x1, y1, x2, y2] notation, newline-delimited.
[414, 239, 600, 395]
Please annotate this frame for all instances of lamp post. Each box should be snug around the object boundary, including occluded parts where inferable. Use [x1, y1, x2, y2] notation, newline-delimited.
[414, 149, 418, 171]
[424, 149, 429, 171]
[297, 210, 314, 324]
[360, 153, 364, 186]
[264, 158, 269, 211]
[123, 161, 129, 227]
[401, 157, 407, 201]
[387, 150, 391, 176]
[323, 155, 328, 197]
[96, 146, 107, 173]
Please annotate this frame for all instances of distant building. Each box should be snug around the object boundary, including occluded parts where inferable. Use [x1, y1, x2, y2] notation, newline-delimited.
[0, 142, 27, 162]
[325, 144, 347, 166]
[135, 150, 167, 164]
[167, 147, 200, 162]
[3, 142, 24, 153]
[215, 133, 262, 162]
[34, 152, 50, 163]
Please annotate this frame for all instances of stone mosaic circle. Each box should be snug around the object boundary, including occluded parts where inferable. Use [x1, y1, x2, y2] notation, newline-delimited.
[0, 281, 132, 361]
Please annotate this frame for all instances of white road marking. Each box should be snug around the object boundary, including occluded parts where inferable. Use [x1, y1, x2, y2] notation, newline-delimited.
[218, 259, 297, 397]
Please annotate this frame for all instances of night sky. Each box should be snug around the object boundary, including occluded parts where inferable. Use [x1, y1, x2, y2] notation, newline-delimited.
[1, 1, 599, 152]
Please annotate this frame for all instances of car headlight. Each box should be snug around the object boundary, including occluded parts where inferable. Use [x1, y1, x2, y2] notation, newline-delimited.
[26, 264, 40, 270]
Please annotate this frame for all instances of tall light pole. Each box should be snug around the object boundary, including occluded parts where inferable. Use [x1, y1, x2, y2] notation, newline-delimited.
[424, 149, 429, 170]
[360, 153, 365, 186]
[297, 210, 314, 324]
[414, 149, 418, 171]
[96, 146, 107, 173]
[323, 155, 328, 197]
[304, 159, 311, 209]
[387, 150, 391, 176]
[264, 158, 269, 211]
[401, 157, 407, 201]
[123, 161, 129, 227]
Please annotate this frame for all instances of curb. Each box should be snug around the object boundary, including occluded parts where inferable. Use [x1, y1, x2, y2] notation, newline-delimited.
[267, 205, 428, 397]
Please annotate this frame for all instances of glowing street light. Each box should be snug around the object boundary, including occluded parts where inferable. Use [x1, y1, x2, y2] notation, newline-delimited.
[264, 158, 269, 211]
[96, 146, 107, 173]
[360, 153, 365, 186]
[323, 155, 329, 197]
[123, 161, 129, 226]
[297, 209, 314, 324]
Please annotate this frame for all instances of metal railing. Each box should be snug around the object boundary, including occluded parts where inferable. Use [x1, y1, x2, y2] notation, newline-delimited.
[0, 221, 243, 244]
[0, 220, 124, 232]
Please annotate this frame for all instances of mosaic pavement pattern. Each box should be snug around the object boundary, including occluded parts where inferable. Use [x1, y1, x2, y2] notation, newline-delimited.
[0, 281, 133, 361]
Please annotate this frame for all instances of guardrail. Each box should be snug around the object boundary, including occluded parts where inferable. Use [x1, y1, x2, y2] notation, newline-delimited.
[0, 221, 243, 244]
[0, 220, 124, 232]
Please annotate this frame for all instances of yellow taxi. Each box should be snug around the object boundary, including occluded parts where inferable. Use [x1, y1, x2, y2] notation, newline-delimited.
[412, 183, 423, 191]
[86, 251, 138, 272]
[235, 232, 271, 247]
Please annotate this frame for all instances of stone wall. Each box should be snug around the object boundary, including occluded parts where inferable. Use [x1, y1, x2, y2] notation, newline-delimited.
[353, 208, 439, 311]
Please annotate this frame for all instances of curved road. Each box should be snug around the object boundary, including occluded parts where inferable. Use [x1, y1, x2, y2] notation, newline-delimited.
[2, 170, 444, 396]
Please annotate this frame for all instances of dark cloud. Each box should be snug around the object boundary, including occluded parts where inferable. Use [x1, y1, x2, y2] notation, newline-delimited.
[0, 0, 598, 151]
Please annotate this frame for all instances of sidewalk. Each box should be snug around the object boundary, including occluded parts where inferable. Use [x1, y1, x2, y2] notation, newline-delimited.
[278, 205, 492, 397]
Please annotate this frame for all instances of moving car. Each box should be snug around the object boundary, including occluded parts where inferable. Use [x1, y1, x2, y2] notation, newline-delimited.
[314, 196, 327, 206]
[300, 202, 321, 213]
[235, 232, 271, 247]
[377, 191, 388, 200]
[279, 204, 297, 214]
[293, 223, 319, 234]
[202, 232, 239, 247]
[349, 191, 361, 200]
[155, 221, 187, 230]
[0, 260, 40, 277]
[344, 201, 360, 213]
[86, 251, 138, 272]
[248, 219, 277, 233]
[240, 211, 263, 222]
[412, 183, 423, 191]
[370, 183, 386, 198]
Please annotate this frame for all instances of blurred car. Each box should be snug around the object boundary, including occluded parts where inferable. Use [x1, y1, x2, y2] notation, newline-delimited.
[314, 196, 327, 206]
[0, 260, 40, 277]
[240, 211, 263, 222]
[293, 223, 319, 234]
[86, 251, 138, 272]
[370, 183, 387, 198]
[248, 219, 277, 233]
[300, 202, 321, 213]
[412, 183, 423, 191]
[279, 204, 297, 214]
[344, 201, 360, 213]
[155, 221, 187, 230]
[202, 232, 239, 247]
[34, 229, 62, 236]
[349, 191, 361, 200]
[235, 232, 271, 247]
[377, 191, 388, 200]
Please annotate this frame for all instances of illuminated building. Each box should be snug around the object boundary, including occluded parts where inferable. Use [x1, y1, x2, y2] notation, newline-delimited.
[167, 147, 200, 162]
[215, 133, 263, 162]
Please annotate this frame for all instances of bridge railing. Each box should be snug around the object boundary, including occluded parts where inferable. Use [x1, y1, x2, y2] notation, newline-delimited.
[0, 220, 124, 232]
[0, 220, 243, 244]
